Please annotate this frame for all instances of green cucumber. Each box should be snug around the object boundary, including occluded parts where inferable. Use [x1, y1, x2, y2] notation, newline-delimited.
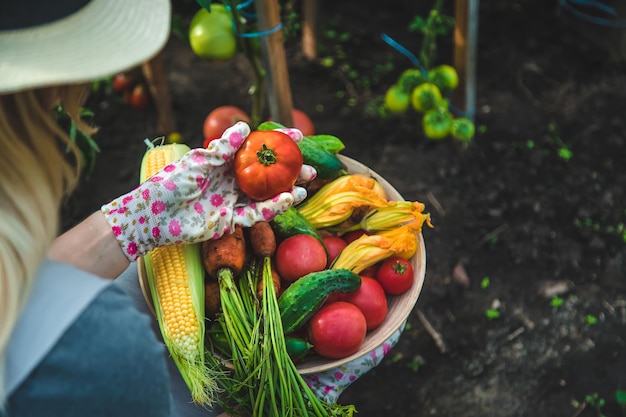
[257, 121, 347, 179]
[278, 268, 361, 334]
[285, 336, 313, 361]
[305, 134, 345, 154]
[270, 207, 326, 253]
[298, 136, 347, 180]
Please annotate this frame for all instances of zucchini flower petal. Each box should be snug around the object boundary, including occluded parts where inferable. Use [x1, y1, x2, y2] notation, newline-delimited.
[360, 201, 433, 232]
[297, 174, 390, 229]
[331, 225, 419, 273]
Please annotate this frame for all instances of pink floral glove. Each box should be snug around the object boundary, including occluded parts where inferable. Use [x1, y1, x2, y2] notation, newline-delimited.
[303, 323, 405, 404]
[101, 121, 315, 261]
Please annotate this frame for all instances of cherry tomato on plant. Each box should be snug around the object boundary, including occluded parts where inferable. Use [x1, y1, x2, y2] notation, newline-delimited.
[308, 301, 367, 359]
[275, 234, 327, 282]
[339, 276, 388, 330]
[428, 65, 459, 92]
[203, 106, 251, 141]
[189, 6, 237, 61]
[398, 68, 426, 94]
[376, 256, 414, 295]
[112, 72, 135, 92]
[322, 235, 347, 267]
[384, 85, 410, 114]
[451, 117, 476, 142]
[127, 84, 149, 109]
[422, 107, 453, 140]
[411, 82, 442, 113]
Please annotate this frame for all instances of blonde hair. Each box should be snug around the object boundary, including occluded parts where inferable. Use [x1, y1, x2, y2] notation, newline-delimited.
[0, 84, 93, 403]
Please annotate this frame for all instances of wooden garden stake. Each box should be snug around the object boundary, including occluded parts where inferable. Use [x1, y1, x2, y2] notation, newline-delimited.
[254, 0, 294, 126]
[453, 0, 479, 120]
[302, 0, 318, 60]
[141, 52, 176, 135]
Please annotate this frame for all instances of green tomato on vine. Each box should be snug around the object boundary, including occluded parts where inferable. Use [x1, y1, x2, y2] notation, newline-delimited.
[428, 64, 459, 92]
[384, 85, 411, 114]
[422, 107, 453, 140]
[411, 82, 442, 113]
[189, 5, 237, 61]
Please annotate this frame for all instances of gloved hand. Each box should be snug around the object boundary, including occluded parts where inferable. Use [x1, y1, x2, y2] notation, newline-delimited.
[101, 121, 315, 261]
[303, 323, 405, 404]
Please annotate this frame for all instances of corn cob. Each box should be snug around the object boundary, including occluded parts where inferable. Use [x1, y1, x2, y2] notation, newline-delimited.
[140, 139, 219, 406]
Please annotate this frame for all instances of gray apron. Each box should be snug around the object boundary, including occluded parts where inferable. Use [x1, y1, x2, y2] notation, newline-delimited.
[5, 259, 223, 417]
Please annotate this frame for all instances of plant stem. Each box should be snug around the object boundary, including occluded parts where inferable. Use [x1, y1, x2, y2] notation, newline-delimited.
[225, 0, 267, 127]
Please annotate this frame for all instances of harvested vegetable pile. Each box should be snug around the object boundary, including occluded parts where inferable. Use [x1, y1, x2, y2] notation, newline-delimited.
[141, 124, 432, 415]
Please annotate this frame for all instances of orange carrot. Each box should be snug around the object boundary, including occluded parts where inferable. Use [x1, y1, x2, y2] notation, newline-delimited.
[202, 225, 247, 279]
[249, 221, 276, 258]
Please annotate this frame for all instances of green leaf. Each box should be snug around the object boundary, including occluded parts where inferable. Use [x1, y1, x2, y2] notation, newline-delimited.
[196, 0, 212, 12]
[257, 121, 286, 130]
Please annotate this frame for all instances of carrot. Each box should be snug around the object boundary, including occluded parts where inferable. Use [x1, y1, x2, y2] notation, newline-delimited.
[249, 221, 276, 258]
[249, 221, 281, 296]
[202, 225, 246, 279]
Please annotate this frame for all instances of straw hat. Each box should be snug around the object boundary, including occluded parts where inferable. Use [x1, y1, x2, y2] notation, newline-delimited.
[0, 0, 171, 94]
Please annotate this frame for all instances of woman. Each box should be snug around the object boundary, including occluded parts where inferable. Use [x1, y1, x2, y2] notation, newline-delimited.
[0, 1, 307, 415]
[0, 1, 399, 415]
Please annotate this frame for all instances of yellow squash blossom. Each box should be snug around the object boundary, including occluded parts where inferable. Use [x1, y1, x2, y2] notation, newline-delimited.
[331, 200, 433, 233]
[297, 174, 390, 229]
[331, 224, 420, 273]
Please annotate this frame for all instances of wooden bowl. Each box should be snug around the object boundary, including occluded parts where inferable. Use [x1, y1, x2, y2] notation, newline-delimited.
[138, 155, 427, 374]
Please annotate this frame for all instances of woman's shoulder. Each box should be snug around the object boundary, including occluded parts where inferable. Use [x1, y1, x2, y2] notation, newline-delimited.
[7, 262, 172, 417]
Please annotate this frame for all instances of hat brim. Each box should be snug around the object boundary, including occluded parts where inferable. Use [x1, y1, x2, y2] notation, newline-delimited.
[0, 0, 171, 94]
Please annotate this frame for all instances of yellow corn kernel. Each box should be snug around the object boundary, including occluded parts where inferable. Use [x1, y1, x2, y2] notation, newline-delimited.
[140, 140, 219, 406]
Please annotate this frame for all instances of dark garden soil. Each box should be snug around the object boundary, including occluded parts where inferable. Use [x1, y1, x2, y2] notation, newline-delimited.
[62, 0, 626, 416]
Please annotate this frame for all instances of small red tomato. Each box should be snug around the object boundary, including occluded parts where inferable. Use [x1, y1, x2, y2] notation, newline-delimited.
[275, 234, 327, 282]
[203, 106, 251, 140]
[309, 301, 367, 359]
[376, 256, 414, 295]
[112, 72, 135, 92]
[233, 130, 303, 201]
[339, 276, 388, 330]
[128, 84, 149, 109]
[322, 236, 347, 267]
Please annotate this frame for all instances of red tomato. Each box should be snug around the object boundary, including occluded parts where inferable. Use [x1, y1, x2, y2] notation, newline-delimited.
[269, 109, 315, 136]
[376, 256, 414, 295]
[275, 234, 327, 282]
[233, 130, 303, 201]
[203, 106, 251, 140]
[292, 109, 315, 136]
[203, 136, 220, 148]
[309, 301, 367, 359]
[128, 84, 149, 109]
[112, 72, 135, 92]
[322, 236, 347, 267]
[339, 276, 388, 330]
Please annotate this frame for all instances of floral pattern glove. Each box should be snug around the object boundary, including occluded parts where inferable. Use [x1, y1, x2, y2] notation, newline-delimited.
[101, 121, 314, 261]
[303, 322, 405, 404]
